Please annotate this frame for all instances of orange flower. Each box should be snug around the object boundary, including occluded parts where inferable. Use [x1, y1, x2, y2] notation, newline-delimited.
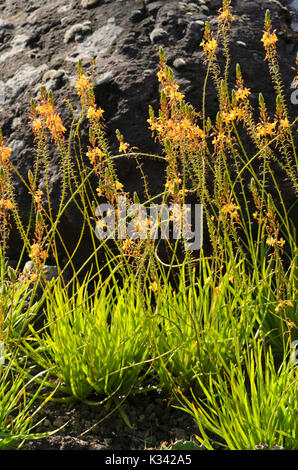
[30, 272, 39, 283]
[36, 101, 54, 116]
[86, 147, 105, 165]
[35, 97, 66, 142]
[275, 299, 294, 312]
[0, 143, 12, 163]
[0, 198, 13, 210]
[29, 243, 48, 263]
[222, 203, 239, 219]
[34, 189, 43, 205]
[46, 112, 66, 140]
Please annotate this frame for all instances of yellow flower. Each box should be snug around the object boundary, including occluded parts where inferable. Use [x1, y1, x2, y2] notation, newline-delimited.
[265, 121, 277, 136]
[278, 237, 285, 248]
[266, 236, 284, 248]
[256, 121, 277, 139]
[115, 181, 124, 191]
[261, 30, 278, 49]
[32, 118, 43, 133]
[219, 9, 235, 21]
[36, 101, 54, 116]
[75, 74, 91, 97]
[222, 110, 238, 124]
[119, 141, 129, 153]
[34, 189, 43, 205]
[96, 219, 107, 232]
[149, 281, 158, 293]
[280, 118, 289, 129]
[147, 118, 163, 134]
[157, 69, 167, 83]
[235, 87, 250, 102]
[266, 236, 276, 247]
[122, 238, 134, 252]
[166, 86, 184, 102]
[96, 187, 103, 197]
[218, 1, 235, 22]
[87, 106, 104, 121]
[201, 38, 218, 55]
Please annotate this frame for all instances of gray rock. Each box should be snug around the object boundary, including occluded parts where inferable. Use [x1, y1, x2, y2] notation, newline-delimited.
[129, 9, 144, 23]
[11, 117, 23, 131]
[58, 5, 73, 14]
[147, 1, 164, 15]
[149, 28, 168, 44]
[64, 23, 92, 44]
[195, 19, 205, 26]
[200, 4, 209, 13]
[42, 419, 51, 428]
[72, 18, 123, 61]
[5, 63, 47, 101]
[95, 71, 115, 86]
[8, 140, 24, 159]
[187, 3, 200, 11]
[236, 41, 247, 48]
[0, 18, 14, 29]
[0, 34, 30, 64]
[81, 0, 101, 9]
[43, 69, 65, 82]
[0, 81, 5, 105]
[173, 58, 187, 69]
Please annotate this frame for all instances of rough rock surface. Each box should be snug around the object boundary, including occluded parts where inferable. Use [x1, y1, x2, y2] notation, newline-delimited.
[0, 0, 297, 267]
[1, 0, 297, 452]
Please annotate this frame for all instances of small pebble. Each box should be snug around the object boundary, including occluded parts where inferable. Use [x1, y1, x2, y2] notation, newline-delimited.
[200, 5, 209, 13]
[173, 58, 186, 69]
[129, 9, 144, 23]
[236, 40, 247, 48]
[149, 28, 168, 44]
[81, 0, 101, 8]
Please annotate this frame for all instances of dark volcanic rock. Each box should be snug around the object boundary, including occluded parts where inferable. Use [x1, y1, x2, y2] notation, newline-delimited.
[0, 0, 297, 267]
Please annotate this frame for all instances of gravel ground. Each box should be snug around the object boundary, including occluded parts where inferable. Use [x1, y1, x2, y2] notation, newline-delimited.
[20, 387, 201, 450]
